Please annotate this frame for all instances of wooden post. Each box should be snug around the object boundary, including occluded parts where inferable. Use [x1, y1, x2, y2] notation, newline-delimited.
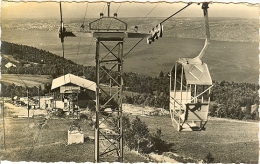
[27, 89, 29, 120]
[2, 98, 6, 150]
[38, 85, 41, 109]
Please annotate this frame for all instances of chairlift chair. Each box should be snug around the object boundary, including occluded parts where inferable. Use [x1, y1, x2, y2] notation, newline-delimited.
[169, 57, 213, 131]
[169, 2, 212, 131]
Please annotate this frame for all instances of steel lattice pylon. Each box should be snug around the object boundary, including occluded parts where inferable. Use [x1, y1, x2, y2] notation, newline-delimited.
[90, 17, 150, 162]
[94, 36, 124, 162]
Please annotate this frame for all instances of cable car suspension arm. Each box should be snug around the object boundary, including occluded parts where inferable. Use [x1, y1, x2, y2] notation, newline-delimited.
[194, 2, 210, 60]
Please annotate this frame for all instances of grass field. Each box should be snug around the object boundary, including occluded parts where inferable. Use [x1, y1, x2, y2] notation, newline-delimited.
[2, 114, 257, 163]
[1, 103, 258, 163]
[128, 115, 259, 163]
[0, 117, 148, 163]
[0, 74, 52, 87]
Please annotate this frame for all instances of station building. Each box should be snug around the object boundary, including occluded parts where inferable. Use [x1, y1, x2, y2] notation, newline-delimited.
[51, 73, 96, 112]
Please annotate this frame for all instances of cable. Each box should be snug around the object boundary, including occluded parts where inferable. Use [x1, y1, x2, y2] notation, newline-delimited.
[125, 3, 193, 59]
[82, 3, 88, 25]
[139, 3, 159, 25]
[82, 39, 95, 67]
[160, 3, 192, 24]
[81, 2, 106, 67]
[14, 73, 32, 122]
[115, 3, 122, 13]
[124, 3, 159, 58]
[15, 74, 28, 88]
[102, 3, 107, 14]
[26, 119, 46, 160]
[124, 38, 144, 58]
[103, 7, 107, 16]
[107, 3, 122, 30]
[81, 2, 89, 30]
[75, 37, 82, 75]
[61, 44, 65, 81]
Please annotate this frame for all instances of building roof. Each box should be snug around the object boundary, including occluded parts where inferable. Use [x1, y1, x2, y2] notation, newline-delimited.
[5, 62, 16, 68]
[51, 73, 96, 92]
[177, 58, 212, 85]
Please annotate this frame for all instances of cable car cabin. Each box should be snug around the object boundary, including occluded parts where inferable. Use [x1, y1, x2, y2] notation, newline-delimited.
[170, 57, 213, 131]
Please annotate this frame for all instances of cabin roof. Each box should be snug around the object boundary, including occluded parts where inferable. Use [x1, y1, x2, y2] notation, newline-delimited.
[51, 73, 96, 92]
[177, 58, 212, 85]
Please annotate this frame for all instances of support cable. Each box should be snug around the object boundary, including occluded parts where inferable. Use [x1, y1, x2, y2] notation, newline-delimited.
[2, 73, 30, 151]
[26, 125, 43, 160]
[82, 38, 95, 66]
[102, 3, 107, 14]
[160, 2, 192, 24]
[81, 2, 106, 67]
[116, 3, 122, 13]
[13, 73, 43, 160]
[75, 37, 82, 75]
[139, 3, 159, 25]
[123, 38, 144, 58]
[124, 3, 159, 58]
[125, 3, 192, 58]
[107, 3, 122, 29]
[80, 2, 89, 30]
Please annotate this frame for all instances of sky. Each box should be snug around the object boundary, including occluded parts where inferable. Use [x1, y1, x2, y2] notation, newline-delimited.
[1, 1, 259, 19]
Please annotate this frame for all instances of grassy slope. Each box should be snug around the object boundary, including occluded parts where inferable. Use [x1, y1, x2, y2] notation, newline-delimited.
[1, 106, 258, 163]
[0, 74, 52, 87]
[0, 117, 148, 162]
[129, 115, 258, 163]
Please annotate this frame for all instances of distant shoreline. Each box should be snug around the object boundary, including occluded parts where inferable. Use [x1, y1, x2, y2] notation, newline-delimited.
[2, 29, 258, 44]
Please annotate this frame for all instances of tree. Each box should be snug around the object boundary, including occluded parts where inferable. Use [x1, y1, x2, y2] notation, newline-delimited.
[124, 116, 150, 152]
[150, 128, 169, 154]
[159, 71, 164, 78]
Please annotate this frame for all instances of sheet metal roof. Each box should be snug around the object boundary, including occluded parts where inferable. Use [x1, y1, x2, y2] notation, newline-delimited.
[177, 58, 212, 85]
[51, 74, 96, 92]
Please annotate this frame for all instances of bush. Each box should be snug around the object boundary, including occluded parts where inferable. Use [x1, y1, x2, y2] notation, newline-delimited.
[79, 113, 88, 120]
[150, 128, 169, 154]
[203, 152, 214, 163]
[52, 108, 65, 117]
[123, 116, 150, 153]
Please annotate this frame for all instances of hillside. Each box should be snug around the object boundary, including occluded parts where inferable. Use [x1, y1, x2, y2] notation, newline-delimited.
[1, 41, 258, 121]
[130, 114, 258, 163]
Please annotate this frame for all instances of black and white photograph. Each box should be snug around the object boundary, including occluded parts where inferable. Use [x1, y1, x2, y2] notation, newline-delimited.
[0, 0, 259, 163]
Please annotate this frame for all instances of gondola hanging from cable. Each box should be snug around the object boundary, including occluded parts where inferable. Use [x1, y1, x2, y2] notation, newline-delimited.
[169, 2, 213, 132]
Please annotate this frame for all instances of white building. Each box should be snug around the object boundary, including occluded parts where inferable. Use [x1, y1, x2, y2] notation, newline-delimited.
[51, 73, 96, 111]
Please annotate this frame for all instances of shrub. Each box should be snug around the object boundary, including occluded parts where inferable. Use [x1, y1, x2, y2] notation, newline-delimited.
[203, 152, 214, 163]
[79, 113, 88, 120]
[150, 128, 169, 154]
[52, 109, 65, 117]
[123, 116, 150, 153]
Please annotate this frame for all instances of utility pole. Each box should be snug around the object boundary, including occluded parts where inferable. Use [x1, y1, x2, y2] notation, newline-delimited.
[27, 89, 29, 121]
[2, 97, 6, 150]
[38, 85, 40, 109]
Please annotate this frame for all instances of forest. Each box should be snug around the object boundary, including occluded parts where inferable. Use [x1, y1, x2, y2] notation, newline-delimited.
[1, 41, 259, 120]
